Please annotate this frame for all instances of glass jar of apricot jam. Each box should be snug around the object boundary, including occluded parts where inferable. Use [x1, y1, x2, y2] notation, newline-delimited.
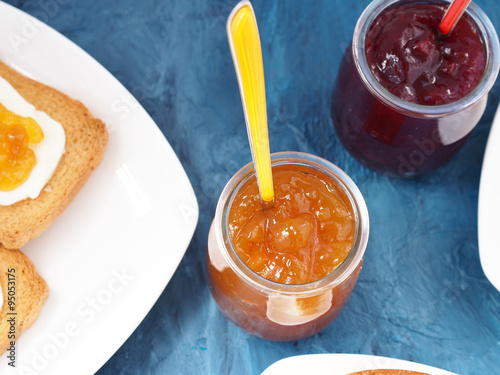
[207, 152, 369, 341]
[331, 0, 500, 178]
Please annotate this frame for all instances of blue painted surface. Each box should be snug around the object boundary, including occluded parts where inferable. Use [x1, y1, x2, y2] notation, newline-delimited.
[4, 0, 500, 373]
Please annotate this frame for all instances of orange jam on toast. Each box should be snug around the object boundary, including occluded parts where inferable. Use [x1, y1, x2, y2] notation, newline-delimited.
[0, 103, 44, 191]
[228, 166, 355, 284]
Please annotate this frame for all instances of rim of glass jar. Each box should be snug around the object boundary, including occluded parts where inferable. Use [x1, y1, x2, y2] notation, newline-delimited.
[213, 151, 369, 296]
[353, 0, 500, 118]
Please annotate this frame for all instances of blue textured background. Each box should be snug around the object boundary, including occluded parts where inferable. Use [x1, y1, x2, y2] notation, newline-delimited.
[4, 0, 500, 374]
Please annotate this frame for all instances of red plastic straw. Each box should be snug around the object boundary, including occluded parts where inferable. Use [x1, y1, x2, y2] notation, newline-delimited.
[439, 0, 472, 35]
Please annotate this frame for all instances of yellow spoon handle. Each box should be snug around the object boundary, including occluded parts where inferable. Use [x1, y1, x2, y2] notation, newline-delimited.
[227, 0, 274, 203]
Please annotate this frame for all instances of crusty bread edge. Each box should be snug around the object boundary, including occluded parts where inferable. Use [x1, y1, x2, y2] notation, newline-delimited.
[348, 370, 430, 375]
[0, 248, 49, 355]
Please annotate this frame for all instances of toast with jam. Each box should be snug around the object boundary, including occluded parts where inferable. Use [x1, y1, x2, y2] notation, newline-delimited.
[0, 60, 108, 249]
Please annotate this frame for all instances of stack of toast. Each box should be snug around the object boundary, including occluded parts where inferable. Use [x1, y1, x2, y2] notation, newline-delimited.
[0, 60, 108, 354]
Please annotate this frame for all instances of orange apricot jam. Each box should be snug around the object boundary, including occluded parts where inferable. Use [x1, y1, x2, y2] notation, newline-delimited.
[228, 167, 355, 284]
[207, 154, 369, 341]
[0, 103, 44, 191]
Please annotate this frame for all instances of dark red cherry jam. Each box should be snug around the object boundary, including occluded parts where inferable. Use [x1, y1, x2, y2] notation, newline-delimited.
[366, 3, 486, 105]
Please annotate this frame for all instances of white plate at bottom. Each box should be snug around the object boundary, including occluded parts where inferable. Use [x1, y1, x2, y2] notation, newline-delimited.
[261, 354, 457, 375]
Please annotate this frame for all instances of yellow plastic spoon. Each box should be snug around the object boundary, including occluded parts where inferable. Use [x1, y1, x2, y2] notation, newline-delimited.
[227, 0, 274, 205]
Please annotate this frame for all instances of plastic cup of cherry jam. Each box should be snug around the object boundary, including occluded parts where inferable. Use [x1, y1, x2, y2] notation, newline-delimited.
[331, 0, 500, 178]
[207, 152, 369, 341]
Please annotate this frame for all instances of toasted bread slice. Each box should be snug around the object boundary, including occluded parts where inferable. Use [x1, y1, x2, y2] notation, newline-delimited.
[348, 370, 430, 375]
[0, 246, 49, 354]
[0, 60, 108, 249]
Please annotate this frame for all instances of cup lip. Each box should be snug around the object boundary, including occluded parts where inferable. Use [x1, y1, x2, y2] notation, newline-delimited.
[213, 151, 370, 296]
[353, 0, 500, 118]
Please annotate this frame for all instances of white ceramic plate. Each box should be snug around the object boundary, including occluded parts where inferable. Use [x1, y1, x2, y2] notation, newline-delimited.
[478, 103, 500, 292]
[0, 2, 198, 374]
[261, 354, 457, 375]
